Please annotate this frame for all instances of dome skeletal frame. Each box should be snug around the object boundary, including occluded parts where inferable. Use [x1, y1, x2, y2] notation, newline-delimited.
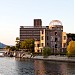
[49, 20, 62, 26]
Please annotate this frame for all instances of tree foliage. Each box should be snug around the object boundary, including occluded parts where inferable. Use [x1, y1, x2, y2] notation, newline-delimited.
[10, 46, 16, 51]
[67, 41, 75, 57]
[16, 37, 20, 43]
[15, 37, 20, 50]
[20, 39, 34, 53]
[5, 45, 11, 51]
[42, 47, 51, 58]
[6, 45, 16, 51]
[6, 45, 10, 49]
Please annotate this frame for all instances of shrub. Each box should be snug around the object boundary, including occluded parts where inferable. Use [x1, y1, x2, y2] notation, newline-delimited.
[42, 47, 51, 58]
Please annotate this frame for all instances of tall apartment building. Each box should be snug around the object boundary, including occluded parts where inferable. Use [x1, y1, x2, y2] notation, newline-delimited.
[20, 19, 46, 41]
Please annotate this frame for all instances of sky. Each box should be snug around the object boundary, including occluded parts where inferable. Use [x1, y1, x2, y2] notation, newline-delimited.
[0, 0, 74, 45]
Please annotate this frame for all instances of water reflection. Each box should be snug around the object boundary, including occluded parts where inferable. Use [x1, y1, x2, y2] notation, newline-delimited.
[60, 63, 68, 75]
[15, 58, 34, 75]
[34, 60, 46, 75]
[34, 60, 75, 75]
[34, 60, 61, 75]
[66, 63, 75, 75]
[0, 57, 75, 75]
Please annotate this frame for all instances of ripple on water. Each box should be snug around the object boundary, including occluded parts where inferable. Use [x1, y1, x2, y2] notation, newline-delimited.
[0, 57, 75, 75]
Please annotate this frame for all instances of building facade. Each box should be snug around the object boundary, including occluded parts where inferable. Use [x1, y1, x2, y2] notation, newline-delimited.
[20, 19, 46, 41]
[39, 20, 66, 54]
[20, 19, 68, 54]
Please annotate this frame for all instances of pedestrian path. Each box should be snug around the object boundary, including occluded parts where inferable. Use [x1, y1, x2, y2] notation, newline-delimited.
[32, 55, 75, 62]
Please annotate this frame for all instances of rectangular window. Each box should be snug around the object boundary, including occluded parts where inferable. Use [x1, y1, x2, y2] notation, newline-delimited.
[37, 50, 39, 52]
[41, 43, 44, 46]
[41, 36, 44, 40]
[37, 44, 40, 47]
[55, 32, 57, 35]
[42, 30, 44, 34]
[55, 44, 57, 48]
[64, 36, 66, 40]
[55, 38, 57, 42]
[64, 43, 66, 47]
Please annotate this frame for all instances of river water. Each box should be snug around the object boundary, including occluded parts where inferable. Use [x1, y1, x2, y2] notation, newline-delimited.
[0, 57, 75, 75]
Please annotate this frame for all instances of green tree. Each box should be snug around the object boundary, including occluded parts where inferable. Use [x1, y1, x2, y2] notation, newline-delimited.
[67, 41, 75, 57]
[15, 37, 20, 50]
[10, 46, 16, 51]
[5, 45, 11, 51]
[16, 37, 20, 43]
[6, 45, 16, 51]
[20, 39, 34, 53]
[42, 47, 51, 58]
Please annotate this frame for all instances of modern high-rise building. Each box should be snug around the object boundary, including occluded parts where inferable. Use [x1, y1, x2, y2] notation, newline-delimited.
[20, 19, 46, 41]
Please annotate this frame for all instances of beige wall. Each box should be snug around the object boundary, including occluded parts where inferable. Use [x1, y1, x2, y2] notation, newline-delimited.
[40, 29, 45, 47]
[62, 32, 67, 48]
[34, 40, 41, 53]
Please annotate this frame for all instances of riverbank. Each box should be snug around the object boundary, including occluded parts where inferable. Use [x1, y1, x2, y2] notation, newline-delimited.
[30, 55, 75, 63]
[1, 52, 75, 63]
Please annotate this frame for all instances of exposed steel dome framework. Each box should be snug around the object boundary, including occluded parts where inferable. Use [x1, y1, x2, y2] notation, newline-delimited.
[49, 20, 62, 26]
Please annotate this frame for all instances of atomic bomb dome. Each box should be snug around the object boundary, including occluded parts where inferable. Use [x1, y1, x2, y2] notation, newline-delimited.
[49, 20, 62, 25]
[49, 20, 63, 29]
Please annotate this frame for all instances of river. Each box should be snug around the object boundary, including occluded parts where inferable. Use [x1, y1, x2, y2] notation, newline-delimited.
[0, 57, 75, 75]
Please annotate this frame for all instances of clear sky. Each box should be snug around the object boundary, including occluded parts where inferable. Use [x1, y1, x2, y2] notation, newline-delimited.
[0, 0, 74, 45]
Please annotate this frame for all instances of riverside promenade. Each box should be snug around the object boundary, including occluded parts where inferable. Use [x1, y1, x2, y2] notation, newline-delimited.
[31, 55, 75, 63]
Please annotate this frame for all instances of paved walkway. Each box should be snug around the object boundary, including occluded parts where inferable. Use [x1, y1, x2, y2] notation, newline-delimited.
[31, 55, 75, 62]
